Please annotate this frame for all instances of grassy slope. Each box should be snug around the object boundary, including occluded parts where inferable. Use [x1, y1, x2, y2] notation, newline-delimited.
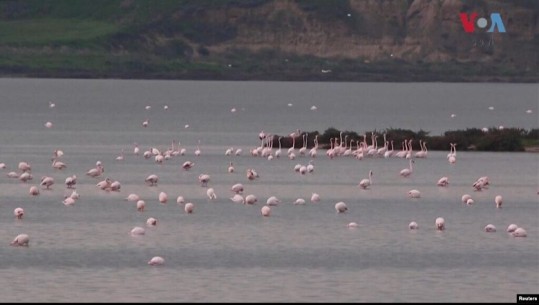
[0, 0, 536, 81]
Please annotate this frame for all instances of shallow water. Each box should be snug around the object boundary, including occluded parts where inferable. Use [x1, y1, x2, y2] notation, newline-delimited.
[0, 79, 537, 302]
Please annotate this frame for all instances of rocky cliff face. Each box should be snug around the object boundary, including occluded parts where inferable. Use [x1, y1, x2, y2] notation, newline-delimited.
[182, 0, 537, 72]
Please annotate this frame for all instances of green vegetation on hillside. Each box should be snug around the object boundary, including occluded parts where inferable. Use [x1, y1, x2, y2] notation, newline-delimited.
[0, 0, 537, 81]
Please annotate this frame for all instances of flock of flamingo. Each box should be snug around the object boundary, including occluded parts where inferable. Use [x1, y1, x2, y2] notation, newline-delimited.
[2, 101, 531, 267]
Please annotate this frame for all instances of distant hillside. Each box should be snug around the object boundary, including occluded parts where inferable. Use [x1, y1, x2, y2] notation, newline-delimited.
[0, 0, 537, 82]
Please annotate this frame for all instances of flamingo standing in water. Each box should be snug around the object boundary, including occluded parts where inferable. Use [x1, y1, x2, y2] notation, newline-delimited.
[335, 201, 348, 213]
[40, 176, 54, 189]
[495, 195, 503, 208]
[29, 186, 40, 196]
[65, 175, 77, 189]
[435, 217, 445, 231]
[137, 200, 145, 212]
[400, 159, 414, 177]
[10, 234, 29, 246]
[145, 174, 159, 186]
[275, 136, 283, 158]
[437, 177, 449, 187]
[359, 170, 373, 189]
[448, 143, 457, 164]
[261, 205, 271, 217]
[14, 208, 24, 219]
[228, 162, 235, 173]
[148, 256, 165, 266]
[245, 194, 257, 205]
[198, 174, 210, 187]
[184, 202, 194, 214]
[207, 188, 217, 200]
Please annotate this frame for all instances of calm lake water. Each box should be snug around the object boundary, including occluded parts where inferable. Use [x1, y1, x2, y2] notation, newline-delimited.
[0, 78, 537, 302]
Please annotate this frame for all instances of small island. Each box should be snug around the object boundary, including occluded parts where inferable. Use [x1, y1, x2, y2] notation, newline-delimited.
[264, 127, 539, 152]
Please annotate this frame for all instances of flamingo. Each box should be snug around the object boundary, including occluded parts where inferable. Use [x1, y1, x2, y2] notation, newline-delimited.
[110, 180, 121, 192]
[207, 188, 217, 200]
[275, 136, 283, 158]
[19, 172, 33, 183]
[311, 193, 320, 203]
[44, 121, 53, 128]
[266, 196, 281, 206]
[116, 149, 124, 161]
[10, 234, 29, 246]
[408, 189, 421, 198]
[230, 194, 245, 204]
[0, 162, 6, 169]
[512, 228, 527, 237]
[7, 171, 19, 178]
[234, 148, 242, 156]
[29, 186, 40, 196]
[409, 221, 419, 230]
[40, 176, 54, 190]
[335, 201, 348, 213]
[306, 160, 315, 173]
[18, 161, 31, 173]
[384, 140, 394, 158]
[293, 198, 306, 205]
[51, 158, 67, 170]
[495, 195, 503, 208]
[506, 224, 518, 233]
[466, 198, 474, 205]
[184, 202, 194, 214]
[448, 143, 457, 164]
[261, 205, 271, 217]
[68, 190, 80, 200]
[182, 161, 195, 171]
[359, 170, 373, 189]
[142, 119, 149, 127]
[484, 224, 496, 232]
[435, 217, 445, 230]
[231, 183, 244, 194]
[96, 178, 112, 191]
[228, 162, 235, 173]
[65, 175, 77, 189]
[63, 197, 76, 206]
[194, 140, 201, 156]
[176, 196, 185, 204]
[125, 193, 140, 202]
[348, 222, 359, 228]
[148, 256, 165, 266]
[437, 177, 449, 187]
[246, 168, 258, 180]
[86, 164, 104, 178]
[472, 176, 489, 191]
[158, 191, 168, 204]
[198, 174, 210, 187]
[137, 200, 145, 212]
[145, 174, 159, 186]
[400, 159, 414, 177]
[461, 194, 472, 204]
[14, 208, 24, 219]
[299, 133, 308, 156]
[245, 194, 257, 205]
[133, 143, 140, 155]
[146, 217, 157, 226]
[309, 135, 318, 158]
[131, 226, 146, 236]
[414, 140, 428, 158]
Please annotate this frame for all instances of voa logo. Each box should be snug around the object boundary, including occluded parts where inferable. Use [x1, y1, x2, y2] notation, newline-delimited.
[459, 12, 506, 33]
